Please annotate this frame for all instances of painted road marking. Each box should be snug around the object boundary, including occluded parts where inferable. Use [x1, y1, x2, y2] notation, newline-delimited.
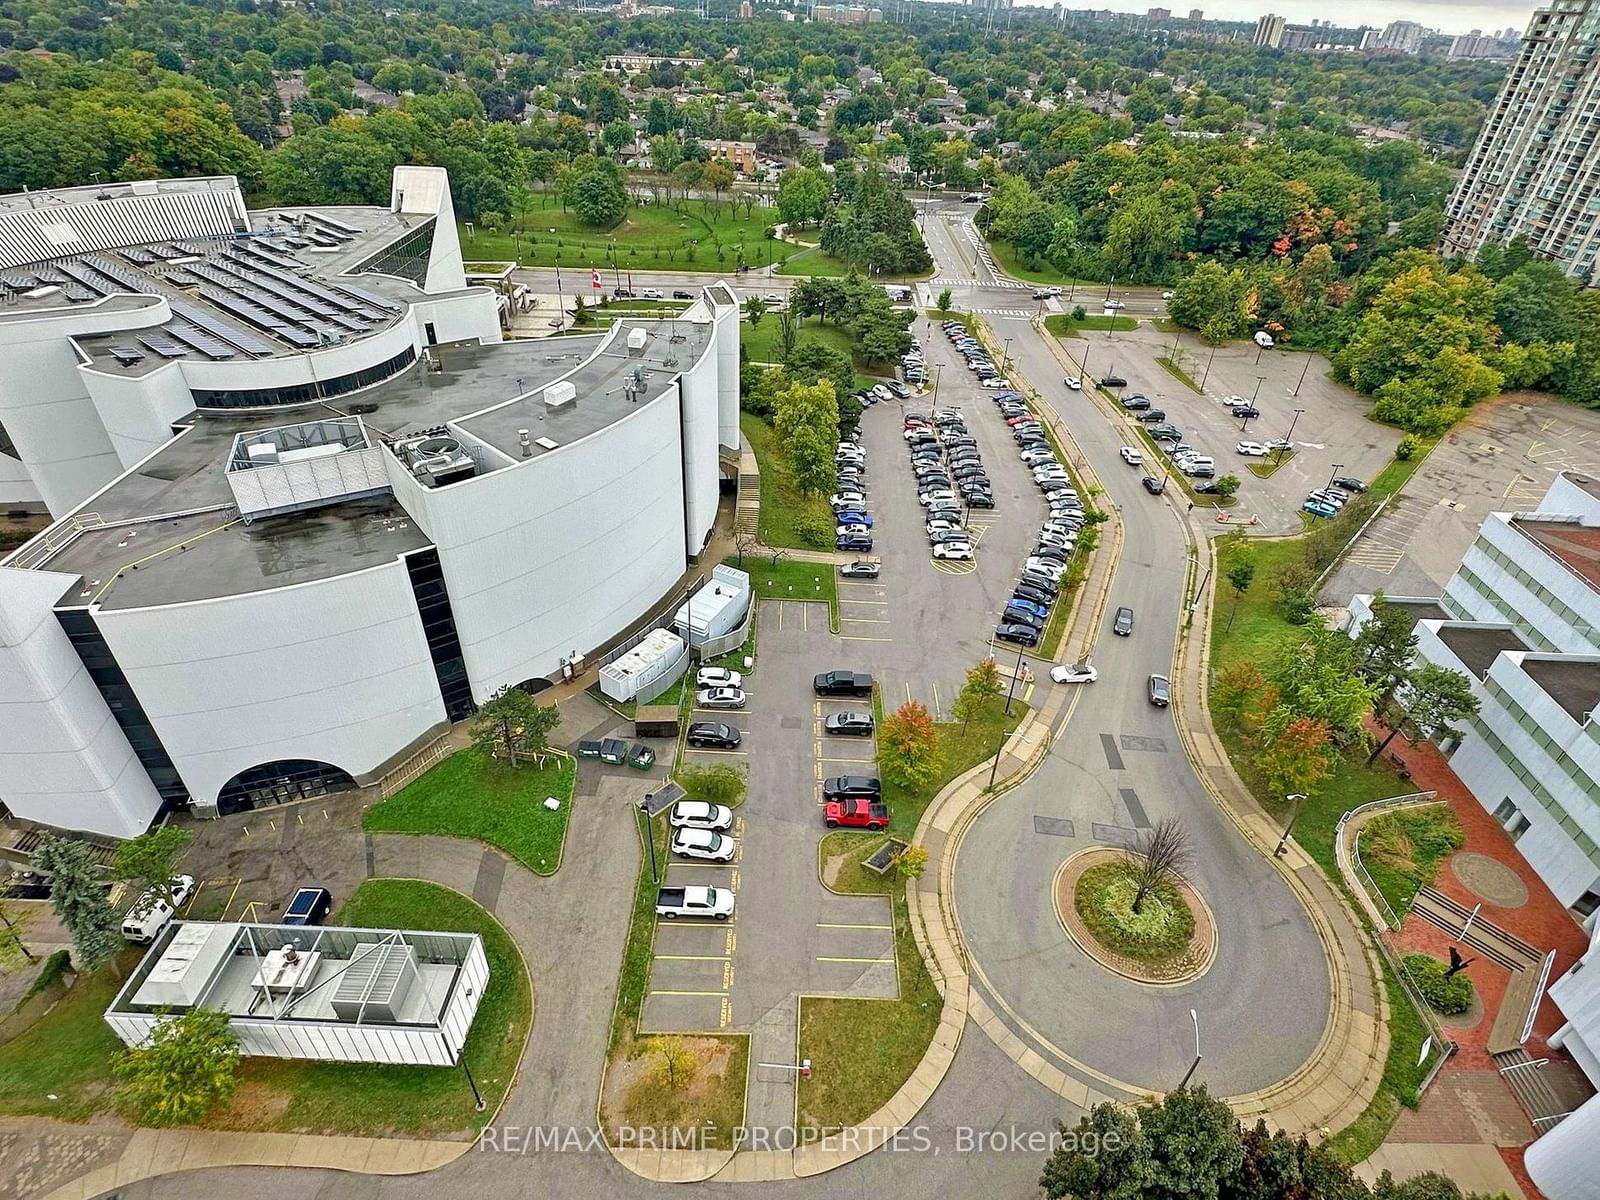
[648, 990, 728, 997]
[654, 954, 732, 961]
[816, 956, 895, 964]
[817, 922, 893, 930]
[841, 634, 894, 641]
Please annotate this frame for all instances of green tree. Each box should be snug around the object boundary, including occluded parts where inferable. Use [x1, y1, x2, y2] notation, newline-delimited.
[676, 763, 747, 806]
[1042, 1087, 1243, 1200]
[892, 845, 930, 880]
[878, 700, 941, 791]
[1170, 261, 1253, 341]
[568, 156, 627, 227]
[775, 165, 831, 228]
[1214, 474, 1241, 500]
[746, 296, 768, 327]
[951, 656, 1004, 732]
[1269, 623, 1380, 746]
[33, 836, 122, 974]
[1225, 553, 1255, 632]
[470, 685, 561, 763]
[775, 305, 799, 362]
[1353, 594, 1420, 711]
[647, 1034, 698, 1090]
[112, 1009, 242, 1126]
[114, 826, 194, 916]
[1369, 663, 1478, 764]
[937, 287, 953, 315]
[1213, 660, 1265, 734]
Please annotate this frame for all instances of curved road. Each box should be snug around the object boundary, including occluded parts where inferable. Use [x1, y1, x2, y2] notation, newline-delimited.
[952, 322, 1329, 1097]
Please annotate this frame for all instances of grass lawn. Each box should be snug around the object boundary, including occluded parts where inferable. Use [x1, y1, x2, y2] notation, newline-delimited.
[0, 883, 531, 1138]
[774, 245, 932, 281]
[741, 316, 886, 383]
[986, 239, 1086, 287]
[363, 747, 576, 875]
[796, 885, 940, 1130]
[0, 953, 131, 1120]
[240, 881, 530, 1138]
[735, 552, 839, 628]
[601, 810, 748, 1146]
[741, 412, 838, 551]
[879, 695, 1026, 839]
[1042, 312, 1139, 335]
[459, 199, 803, 271]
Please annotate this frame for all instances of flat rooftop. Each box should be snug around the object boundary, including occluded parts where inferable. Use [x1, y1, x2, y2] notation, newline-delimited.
[1513, 516, 1600, 591]
[1389, 598, 1450, 623]
[1519, 657, 1600, 725]
[7, 320, 731, 609]
[1436, 623, 1532, 679]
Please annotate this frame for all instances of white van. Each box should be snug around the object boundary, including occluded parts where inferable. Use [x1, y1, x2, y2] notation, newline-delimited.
[1254, 331, 1275, 349]
[122, 896, 175, 944]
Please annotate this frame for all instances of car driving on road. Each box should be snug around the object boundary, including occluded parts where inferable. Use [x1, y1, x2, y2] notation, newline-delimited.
[1148, 674, 1172, 707]
[1113, 606, 1135, 636]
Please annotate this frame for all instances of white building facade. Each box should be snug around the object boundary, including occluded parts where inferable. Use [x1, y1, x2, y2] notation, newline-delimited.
[0, 168, 741, 838]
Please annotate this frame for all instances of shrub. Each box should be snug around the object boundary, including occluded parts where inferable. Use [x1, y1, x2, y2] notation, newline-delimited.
[1403, 953, 1474, 1016]
[1395, 433, 1422, 461]
[1075, 861, 1195, 961]
[793, 512, 835, 550]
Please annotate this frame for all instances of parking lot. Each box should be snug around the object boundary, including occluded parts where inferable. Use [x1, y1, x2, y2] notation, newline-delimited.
[1327, 392, 1600, 603]
[846, 316, 1058, 714]
[1071, 326, 1399, 533]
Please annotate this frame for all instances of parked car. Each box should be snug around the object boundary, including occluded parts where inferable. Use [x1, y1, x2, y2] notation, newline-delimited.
[932, 541, 973, 560]
[1024, 557, 1067, 580]
[696, 686, 747, 710]
[824, 710, 875, 736]
[696, 667, 743, 689]
[965, 493, 996, 509]
[1051, 661, 1099, 684]
[672, 289, 695, 300]
[671, 801, 734, 831]
[1303, 498, 1338, 518]
[1233, 406, 1261, 419]
[837, 533, 873, 551]
[1137, 409, 1168, 423]
[995, 622, 1040, 647]
[839, 560, 880, 579]
[823, 775, 881, 800]
[814, 670, 875, 697]
[686, 722, 741, 749]
[824, 799, 890, 830]
[1148, 674, 1172, 707]
[1121, 396, 1151, 411]
[281, 885, 332, 927]
[1100, 375, 1127, 388]
[1113, 605, 1135, 636]
[1334, 476, 1368, 493]
[834, 512, 875, 528]
[1237, 441, 1269, 457]
[671, 828, 737, 862]
[641, 287, 664, 300]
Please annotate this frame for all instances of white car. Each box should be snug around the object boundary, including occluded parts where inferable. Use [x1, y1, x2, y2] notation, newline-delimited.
[926, 519, 963, 536]
[1050, 662, 1099, 684]
[696, 667, 743, 689]
[1104, 299, 1126, 310]
[932, 541, 973, 561]
[1024, 557, 1067, 580]
[1220, 395, 1247, 408]
[871, 384, 894, 401]
[831, 493, 866, 508]
[836, 523, 871, 537]
[1266, 438, 1294, 451]
[763, 292, 783, 304]
[1021, 448, 1057, 465]
[1236, 441, 1269, 457]
[1120, 446, 1143, 466]
[696, 686, 747, 710]
[919, 491, 958, 508]
[641, 288, 664, 300]
[671, 827, 737, 862]
[670, 800, 734, 831]
[979, 377, 1009, 389]
[1161, 290, 1175, 300]
[1064, 376, 1083, 390]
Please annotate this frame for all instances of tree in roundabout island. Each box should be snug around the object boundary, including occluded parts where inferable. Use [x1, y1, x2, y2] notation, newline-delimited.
[1041, 1086, 1491, 1200]
[1074, 819, 1196, 966]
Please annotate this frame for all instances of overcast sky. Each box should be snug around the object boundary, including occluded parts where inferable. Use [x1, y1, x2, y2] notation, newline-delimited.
[1028, 0, 1540, 36]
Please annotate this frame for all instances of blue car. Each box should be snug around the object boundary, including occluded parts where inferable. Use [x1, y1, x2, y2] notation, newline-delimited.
[1302, 499, 1338, 519]
[837, 533, 873, 552]
[1007, 598, 1050, 621]
[833, 511, 875, 528]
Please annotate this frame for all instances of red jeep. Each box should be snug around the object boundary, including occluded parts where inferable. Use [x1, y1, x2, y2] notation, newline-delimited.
[823, 799, 890, 831]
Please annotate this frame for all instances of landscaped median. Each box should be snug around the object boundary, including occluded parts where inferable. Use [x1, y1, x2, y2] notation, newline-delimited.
[363, 747, 576, 876]
[800, 696, 1024, 1132]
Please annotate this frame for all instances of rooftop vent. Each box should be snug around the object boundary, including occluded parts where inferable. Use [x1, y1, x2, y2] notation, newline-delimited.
[396, 431, 476, 487]
[330, 941, 417, 1024]
[544, 380, 577, 410]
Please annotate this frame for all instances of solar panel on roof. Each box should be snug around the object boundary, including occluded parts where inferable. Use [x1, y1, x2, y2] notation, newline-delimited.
[121, 248, 159, 266]
[166, 297, 278, 357]
[274, 325, 321, 348]
[166, 322, 236, 360]
[305, 211, 363, 236]
[138, 333, 189, 359]
[109, 346, 145, 366]
[331, 281, 401, 313]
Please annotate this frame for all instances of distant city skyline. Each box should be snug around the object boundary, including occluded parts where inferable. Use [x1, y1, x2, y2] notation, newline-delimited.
[1025, 0, 1539, 37]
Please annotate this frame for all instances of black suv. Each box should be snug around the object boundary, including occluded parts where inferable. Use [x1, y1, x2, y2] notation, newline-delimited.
[687, 722, 742, 749]
[823, 775, 882, 800]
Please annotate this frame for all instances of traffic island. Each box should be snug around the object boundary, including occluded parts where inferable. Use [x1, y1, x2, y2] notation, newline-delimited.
[1054, 848, 1217, 986]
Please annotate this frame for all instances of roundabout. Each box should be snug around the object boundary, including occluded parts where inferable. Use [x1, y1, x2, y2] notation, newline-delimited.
[1053, 847, 1217, 986]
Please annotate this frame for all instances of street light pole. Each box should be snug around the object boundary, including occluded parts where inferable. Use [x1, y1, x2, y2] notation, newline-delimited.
[1003, 640, 1026, 715]
[1277, 407, 1304, 465]
[1002, 336, 1013, 372]
[932, 362, 943, 403]
[1178, 1009, 1202, 1089]
[1200, 343, 1218, 390]
[1275, 793, 1309, 857]
[1328, 463, 1345, 490]
[1293, 354, 1312, 397]
[637, 800, 659, 882]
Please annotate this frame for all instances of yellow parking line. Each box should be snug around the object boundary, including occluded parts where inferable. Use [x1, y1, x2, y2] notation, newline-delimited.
[816, 956, 895, 964]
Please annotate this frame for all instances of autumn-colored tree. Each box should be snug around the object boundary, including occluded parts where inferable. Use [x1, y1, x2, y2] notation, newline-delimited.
[1212, 661, 1265, 733]
[1254, 711, 1335, 800]
[951, 657, 1003, 731]
[878, 700, 941, 791]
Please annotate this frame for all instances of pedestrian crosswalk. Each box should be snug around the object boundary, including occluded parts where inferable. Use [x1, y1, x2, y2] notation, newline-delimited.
[978, 308, 1032, 317]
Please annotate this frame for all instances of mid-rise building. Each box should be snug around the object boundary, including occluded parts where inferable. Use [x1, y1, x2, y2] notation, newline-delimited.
[1188, 7, 1203, 19]
[1349, 471, 1600, 918]
[1252, 13, 1286, 47]
[813, 4, 882, 23]
[1441, 1, 1600, 286]
[1147, 6, 1171, 19]
[0, 167, 742, 839]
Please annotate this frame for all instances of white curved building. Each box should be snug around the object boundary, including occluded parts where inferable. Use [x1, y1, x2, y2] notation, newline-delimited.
[0, 167, 741, 837]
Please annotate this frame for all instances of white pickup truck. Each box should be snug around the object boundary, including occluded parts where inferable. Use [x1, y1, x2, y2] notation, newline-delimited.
[656, 885, 735, 921]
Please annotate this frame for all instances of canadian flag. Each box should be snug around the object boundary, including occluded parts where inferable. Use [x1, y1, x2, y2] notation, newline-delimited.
[591, 269, 601, 290]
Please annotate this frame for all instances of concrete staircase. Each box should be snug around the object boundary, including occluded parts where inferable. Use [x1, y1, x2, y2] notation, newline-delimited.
[1493, 1047, 1575, 1133]
[735, 444, 761, 538]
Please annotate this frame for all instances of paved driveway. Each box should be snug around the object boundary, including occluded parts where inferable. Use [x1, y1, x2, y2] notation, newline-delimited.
[951, 320, 1332, 1099]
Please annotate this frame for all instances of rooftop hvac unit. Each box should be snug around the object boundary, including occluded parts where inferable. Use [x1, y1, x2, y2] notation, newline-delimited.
[627, 327, 648, 355]
[330, 941, 417, 1023]
[544, 380, 577, 409]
